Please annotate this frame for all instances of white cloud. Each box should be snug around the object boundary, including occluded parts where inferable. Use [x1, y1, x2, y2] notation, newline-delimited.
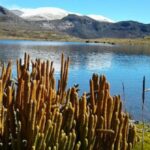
[88, 14, 115, 23]
[10, 6, 115, 22]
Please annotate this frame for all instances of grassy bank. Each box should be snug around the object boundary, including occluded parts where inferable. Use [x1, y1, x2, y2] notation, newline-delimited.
[0, 28, 82, 42]
[1, 27, 150, 45]
[1, 34, 150, 46]
[85, 37, 150, 46]
[135, 123, 150, 150]
[0, 35, 82, 42]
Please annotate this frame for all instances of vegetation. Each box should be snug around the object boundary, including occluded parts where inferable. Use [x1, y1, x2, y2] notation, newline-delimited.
[0, 7, 80, 42]
[0, 53, 139, 149]
[134, 123, 150, 150]
[1, 29, 150, 46]
[1, 21, 150, 44]
[0, 26, 81, 42]
[85, 37, 150, 46]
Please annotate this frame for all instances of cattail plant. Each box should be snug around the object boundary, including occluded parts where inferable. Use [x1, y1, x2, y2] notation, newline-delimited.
[141, 76, 145, 150]
[122, 82, 126, 112]
[0, 53, 138, 150]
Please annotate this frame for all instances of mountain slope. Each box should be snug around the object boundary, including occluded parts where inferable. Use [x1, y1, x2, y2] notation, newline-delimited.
[11, 10, 24, 16]
[108, 21, 150, 38]
[55, 14, 110, 38]
[0, 6, 39, 29]
[0, 6, 24, 22]
[1, 6, 150, 39]
[37, 14, 150, 38]
[87, 14, 114, 23]
[0, 6, 72, 40]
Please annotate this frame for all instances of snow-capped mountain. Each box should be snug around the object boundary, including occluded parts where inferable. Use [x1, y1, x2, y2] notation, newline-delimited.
[11, 7, 114, 23]
[87, 14, 114, 23]
[19, 7, 68, 21]
[2, 5, 150, 39]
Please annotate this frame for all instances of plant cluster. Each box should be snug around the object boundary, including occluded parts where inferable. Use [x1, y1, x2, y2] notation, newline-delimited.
[0, 53, 138, 150]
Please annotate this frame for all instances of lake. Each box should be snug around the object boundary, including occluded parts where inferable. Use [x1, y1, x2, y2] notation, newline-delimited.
[0, 39, 150, 121]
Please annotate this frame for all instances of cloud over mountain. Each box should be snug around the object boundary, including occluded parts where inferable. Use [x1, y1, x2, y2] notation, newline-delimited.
[11, 7, 115, 22]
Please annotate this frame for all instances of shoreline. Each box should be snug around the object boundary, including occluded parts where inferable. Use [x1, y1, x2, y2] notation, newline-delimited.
[0, 34, 84, 43]
[85, 37, 150, 46]
[0, 36, 150, 46]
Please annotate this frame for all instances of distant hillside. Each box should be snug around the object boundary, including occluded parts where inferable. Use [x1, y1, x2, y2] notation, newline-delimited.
[44, 15, 150, 38]
[1, 5, 150, 39]
[0, 6, 42, 32]
[0, 6, 22, 22]
[0, 6, 74, 40]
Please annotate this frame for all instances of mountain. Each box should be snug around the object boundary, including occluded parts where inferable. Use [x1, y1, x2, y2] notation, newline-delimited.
[0, 6, 76, 40]
[87, 14, 114, 23]
[11, 10, 24, 16]
[0, 6, 24, 22]
[15, 7, 68, 21]
[0, 6, 40, 29]
[11, 7, 114, 23]
[41, 14, 109, 38]
[1, 5, 150, 39]
[0, 5, 32, 37]
[107, 21, 150, 38]
[35, 14, 150, 38]
[0, 6, 49, 38]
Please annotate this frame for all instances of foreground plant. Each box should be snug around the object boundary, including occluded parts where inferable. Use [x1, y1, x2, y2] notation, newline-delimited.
[0, 53, 138, 150]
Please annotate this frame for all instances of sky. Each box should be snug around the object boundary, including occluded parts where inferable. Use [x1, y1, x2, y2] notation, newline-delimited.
[0, 0, 150, 23]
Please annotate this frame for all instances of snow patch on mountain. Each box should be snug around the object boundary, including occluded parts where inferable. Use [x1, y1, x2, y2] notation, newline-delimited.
[88, 14, 114, 23]
[20, 7, 68, 21]
[11, 7, 114, 22]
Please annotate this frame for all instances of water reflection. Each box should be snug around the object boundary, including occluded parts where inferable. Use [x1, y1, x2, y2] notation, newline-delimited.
[0, 39, 150, 121]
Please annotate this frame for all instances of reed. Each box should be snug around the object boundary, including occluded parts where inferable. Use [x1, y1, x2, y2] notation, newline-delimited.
[141, 76, 145, 150]
[0, 53, 138, 150]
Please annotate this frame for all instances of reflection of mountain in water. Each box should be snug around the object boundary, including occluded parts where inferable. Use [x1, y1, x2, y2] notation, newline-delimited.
[1, 40, 150, 72]
[86, 52, 113, 70]
[0, 40, 115, 72]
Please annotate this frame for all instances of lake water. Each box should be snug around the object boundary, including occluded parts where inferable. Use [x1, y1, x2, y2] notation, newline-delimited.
[0, 39, 150, 121]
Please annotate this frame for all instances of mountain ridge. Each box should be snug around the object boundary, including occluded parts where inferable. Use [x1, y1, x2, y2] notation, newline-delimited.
[1, 5, 150, 39]
[39, 14, 150, 38]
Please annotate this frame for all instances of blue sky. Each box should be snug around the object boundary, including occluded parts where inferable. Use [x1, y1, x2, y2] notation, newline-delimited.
[0, 0, 150, 23]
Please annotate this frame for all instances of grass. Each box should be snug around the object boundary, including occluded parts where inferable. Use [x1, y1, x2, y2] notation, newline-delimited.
[0, 27, 82, 42]
[2, 33, 150, 46]
[134, 123, 150, 150]
[1, 24, 150, 45]
[85, 37, 150, 46]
